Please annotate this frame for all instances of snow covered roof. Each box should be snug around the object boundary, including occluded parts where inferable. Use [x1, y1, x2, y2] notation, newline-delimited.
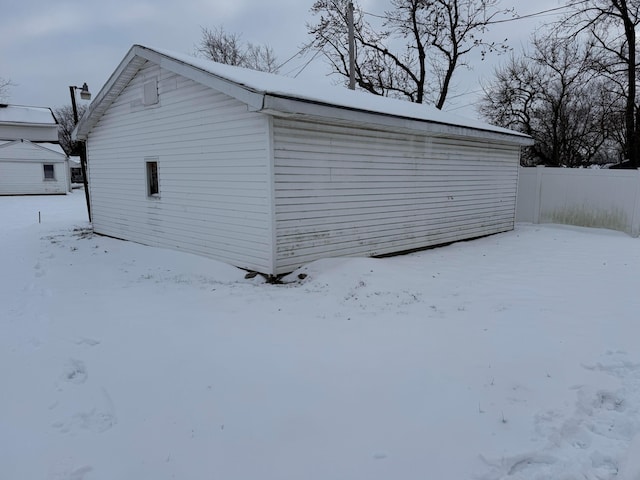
[0, 140, 66, 156]
[0, 139, 68, 160]
[37, 142, 67, 156]
[76, 44, 533, 146]
[0, 105, 57, 125]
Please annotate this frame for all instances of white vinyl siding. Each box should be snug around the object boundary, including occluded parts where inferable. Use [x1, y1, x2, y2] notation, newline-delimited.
[0, 141, 68, 195]
[87, 62, 272, 272]
[143, 79, 159, 106]
[272, 118, 520, 274]
[0, 124, 59, 143]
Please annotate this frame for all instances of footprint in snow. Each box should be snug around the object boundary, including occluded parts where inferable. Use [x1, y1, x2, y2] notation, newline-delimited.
[67, 465, 93, 480]
[61, 359, 88, 384]
[52, 388, 117, 434]
[75, 337, 100, 347]
[49, 464, 93, 480]
[479, 351, 640, 479]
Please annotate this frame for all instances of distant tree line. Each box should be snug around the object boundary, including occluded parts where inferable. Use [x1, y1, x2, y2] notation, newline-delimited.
[53, 1, 639, 169]
[481, 0, 640, 168]
[199, 0, 637, 168]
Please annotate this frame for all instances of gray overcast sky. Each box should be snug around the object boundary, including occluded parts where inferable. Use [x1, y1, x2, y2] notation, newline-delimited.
[1, 0, 562, 119]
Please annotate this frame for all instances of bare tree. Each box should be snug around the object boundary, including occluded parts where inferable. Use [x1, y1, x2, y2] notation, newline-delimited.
[556, 0, 640, 168]
[480, 35, 620, 166]
[307, 0, 512, 109]
[54, 104, 87, 156]
[0, 77, 13, 102]
[196, 26, 279, 73]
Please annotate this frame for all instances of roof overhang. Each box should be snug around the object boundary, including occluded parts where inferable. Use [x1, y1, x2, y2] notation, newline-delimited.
[74, 44, 534, 147]
[260, 94, 534, 146]
[0, 121, 57, 127]
[74, 45, 264, 141]
[0, 139, 68, 160]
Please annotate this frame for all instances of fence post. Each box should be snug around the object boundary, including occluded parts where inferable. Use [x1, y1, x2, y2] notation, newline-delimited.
[632, 168, 640, 237]
[532, 165, 545, 224]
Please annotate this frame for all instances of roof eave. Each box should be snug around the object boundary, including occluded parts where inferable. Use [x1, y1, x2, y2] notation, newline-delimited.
[0, 121, 58, 127]
[260, 94, 534, 147]
[74, 44, 532, 148]
[74, 46, 147, 141]
[74, 45, 265, 141]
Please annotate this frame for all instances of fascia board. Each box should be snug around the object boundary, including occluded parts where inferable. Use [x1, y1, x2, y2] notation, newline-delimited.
[261, 94, 534, 147]
[146, 50, 265, 111]
[30, 141, 68, 158]
[74, 45, 265, 141]
[0, 121, 58, 127]
[0, 139, 67, 161]
[74, 46, 147, 140]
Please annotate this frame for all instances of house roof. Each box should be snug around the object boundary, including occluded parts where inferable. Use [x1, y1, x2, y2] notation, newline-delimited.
[0, 139, 68, 161]
[37, 142, 68, 157]
[0, 104, 58, 125]
[75, 44, 533, 146]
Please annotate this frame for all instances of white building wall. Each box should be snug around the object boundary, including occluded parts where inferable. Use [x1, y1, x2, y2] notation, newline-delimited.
[0, 124, 59, 142]
[87, 62, 273, 272]
[0, 141, 68, 195]
[272, 118, 520, 274]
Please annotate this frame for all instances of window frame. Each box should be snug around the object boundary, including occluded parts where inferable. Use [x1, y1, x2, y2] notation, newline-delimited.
[146, 158, 159, 197]
[43, 164, 55, 181]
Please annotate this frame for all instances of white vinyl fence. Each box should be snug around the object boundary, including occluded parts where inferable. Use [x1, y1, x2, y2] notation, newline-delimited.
[516, 166, 640, 237]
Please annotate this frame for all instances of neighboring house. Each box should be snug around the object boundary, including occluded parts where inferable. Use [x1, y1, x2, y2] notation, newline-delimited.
[0, 104, 70, 195]
[75, 44, 533, 277]
[69, 155, 84, 184]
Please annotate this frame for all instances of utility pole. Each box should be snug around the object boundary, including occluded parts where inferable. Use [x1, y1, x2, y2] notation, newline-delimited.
[347, 1, 356, 90]
[69, 83, 92, 222]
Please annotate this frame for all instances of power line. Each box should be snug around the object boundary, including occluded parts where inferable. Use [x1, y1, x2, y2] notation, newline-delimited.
[447, 88, 484, 100]
[362, 4, 575, 25]
[277, 44, 326, 78]
[444, 98, 483, 113]
[293, 49, 325, 78]
[362, 10, 386, 20]
[287, 3, 580, 82]
[277, 47, 307, 70]
[487, 5, 574, 25]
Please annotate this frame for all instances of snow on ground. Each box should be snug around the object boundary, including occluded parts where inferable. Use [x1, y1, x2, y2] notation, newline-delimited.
[1, 192, 640, 480]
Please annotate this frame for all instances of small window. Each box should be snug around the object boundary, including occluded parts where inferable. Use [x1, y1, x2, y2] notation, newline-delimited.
[43, 164, 55, 180]
[146, 160, 159, 196]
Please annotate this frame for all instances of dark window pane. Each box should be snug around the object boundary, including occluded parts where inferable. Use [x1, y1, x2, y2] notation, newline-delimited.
[43, 164, 55, 180]
[147, 161, 159, 195]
